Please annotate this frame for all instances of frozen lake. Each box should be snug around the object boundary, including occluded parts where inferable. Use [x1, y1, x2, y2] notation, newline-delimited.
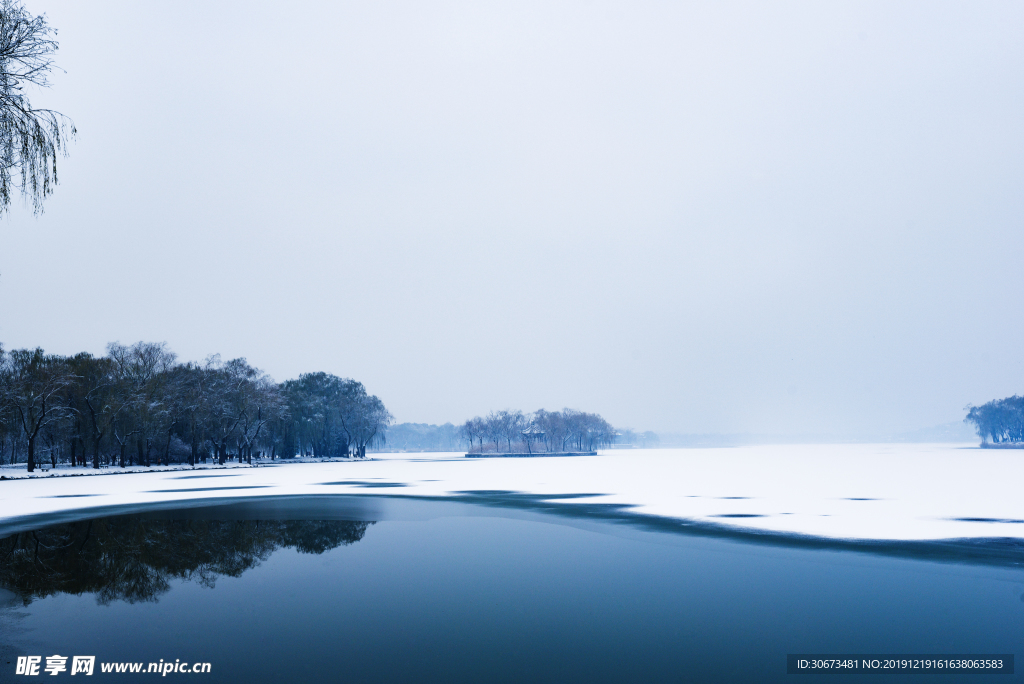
[1, 443, 1022, 542]
[2, 497, 1023, 683]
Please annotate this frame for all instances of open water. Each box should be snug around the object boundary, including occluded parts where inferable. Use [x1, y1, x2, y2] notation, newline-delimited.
[1, 496, 1023, 683]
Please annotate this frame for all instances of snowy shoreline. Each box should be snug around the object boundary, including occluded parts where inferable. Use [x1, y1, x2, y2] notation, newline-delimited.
[0, 456, 355, 479]
[0, 443, 1018, 544]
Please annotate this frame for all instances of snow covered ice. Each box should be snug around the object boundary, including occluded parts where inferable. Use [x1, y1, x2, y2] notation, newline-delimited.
[0, 443, 1016, 542]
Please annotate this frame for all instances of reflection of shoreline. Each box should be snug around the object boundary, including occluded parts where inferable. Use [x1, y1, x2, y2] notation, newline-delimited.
[0, 586, 34, 661]
[3, 494, 1024, 572]
[0, 516, 373, 605]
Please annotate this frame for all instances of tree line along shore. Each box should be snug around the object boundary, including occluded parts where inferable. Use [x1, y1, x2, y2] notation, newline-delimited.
[0, 342, 392, 472]
[0, 342, 623, 471]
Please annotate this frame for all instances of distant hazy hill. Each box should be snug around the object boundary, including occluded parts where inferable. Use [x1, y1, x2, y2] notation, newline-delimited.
[887, 421, 978, 443]
[654, 422, 978, 448]
[378, 423, 462, 452]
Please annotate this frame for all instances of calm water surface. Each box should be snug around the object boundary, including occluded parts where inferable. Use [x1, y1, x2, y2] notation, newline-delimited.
[1, 497, 1023, 683]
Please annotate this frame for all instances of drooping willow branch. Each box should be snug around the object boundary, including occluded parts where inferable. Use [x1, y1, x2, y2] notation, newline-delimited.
[0, 0, 73, 215]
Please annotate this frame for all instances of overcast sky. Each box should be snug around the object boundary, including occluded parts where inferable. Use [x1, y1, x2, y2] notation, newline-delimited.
[2, 0, 1022, 436]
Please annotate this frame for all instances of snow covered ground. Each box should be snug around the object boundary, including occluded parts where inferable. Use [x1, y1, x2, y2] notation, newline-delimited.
[0, 456, 354, 479]
[0, 443, 1016, 542]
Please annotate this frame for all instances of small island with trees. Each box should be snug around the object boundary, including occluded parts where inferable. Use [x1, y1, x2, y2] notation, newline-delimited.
[459, 409, 615, 457]
[965, 395, 1024, 447]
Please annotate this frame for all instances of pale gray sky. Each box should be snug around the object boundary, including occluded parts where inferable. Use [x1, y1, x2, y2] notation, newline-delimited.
[2, 0, 1022, 435]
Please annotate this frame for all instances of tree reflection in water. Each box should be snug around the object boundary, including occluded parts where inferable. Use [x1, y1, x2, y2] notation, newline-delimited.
[0, 516, 374, 605]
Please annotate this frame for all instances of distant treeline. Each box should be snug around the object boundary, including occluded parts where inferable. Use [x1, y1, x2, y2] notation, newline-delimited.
[965, 395, 1024, 444]
[0, 342, 392, 472]
[460, 409, 615, 454]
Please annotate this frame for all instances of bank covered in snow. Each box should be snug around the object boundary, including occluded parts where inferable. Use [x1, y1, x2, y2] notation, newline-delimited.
[0, 443, 1016, 543]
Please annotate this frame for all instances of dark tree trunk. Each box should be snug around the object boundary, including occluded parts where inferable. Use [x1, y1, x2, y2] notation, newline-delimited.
[26, 435, 35, 473]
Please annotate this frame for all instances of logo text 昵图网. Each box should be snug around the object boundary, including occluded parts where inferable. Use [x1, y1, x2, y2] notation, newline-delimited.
[15, 656, 211, 676]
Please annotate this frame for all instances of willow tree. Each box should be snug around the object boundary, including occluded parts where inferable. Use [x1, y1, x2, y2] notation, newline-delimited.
[0, 0, 73, 214]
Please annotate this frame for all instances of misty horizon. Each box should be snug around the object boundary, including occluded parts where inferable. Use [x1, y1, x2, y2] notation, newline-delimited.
[2, 1, 1022, 438]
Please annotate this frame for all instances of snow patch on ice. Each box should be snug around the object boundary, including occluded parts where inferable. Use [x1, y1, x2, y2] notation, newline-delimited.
[0, 443, 1012, 542]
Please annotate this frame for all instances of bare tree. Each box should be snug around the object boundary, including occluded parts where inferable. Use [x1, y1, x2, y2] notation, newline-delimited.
[172, 360, 217, 466]
[497, 410, 525, 452]
[0, 348, 74, 471]
[205, 357, 252, 465]
[67, 352, 123, 469]
[107, 342, 177, 467]
[236, 371, 283, 464]
[340, 390, 392, 459]
[458, 416, 486, 452]
[0, 0, 74, 215]
[483, 411, 503, 452]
